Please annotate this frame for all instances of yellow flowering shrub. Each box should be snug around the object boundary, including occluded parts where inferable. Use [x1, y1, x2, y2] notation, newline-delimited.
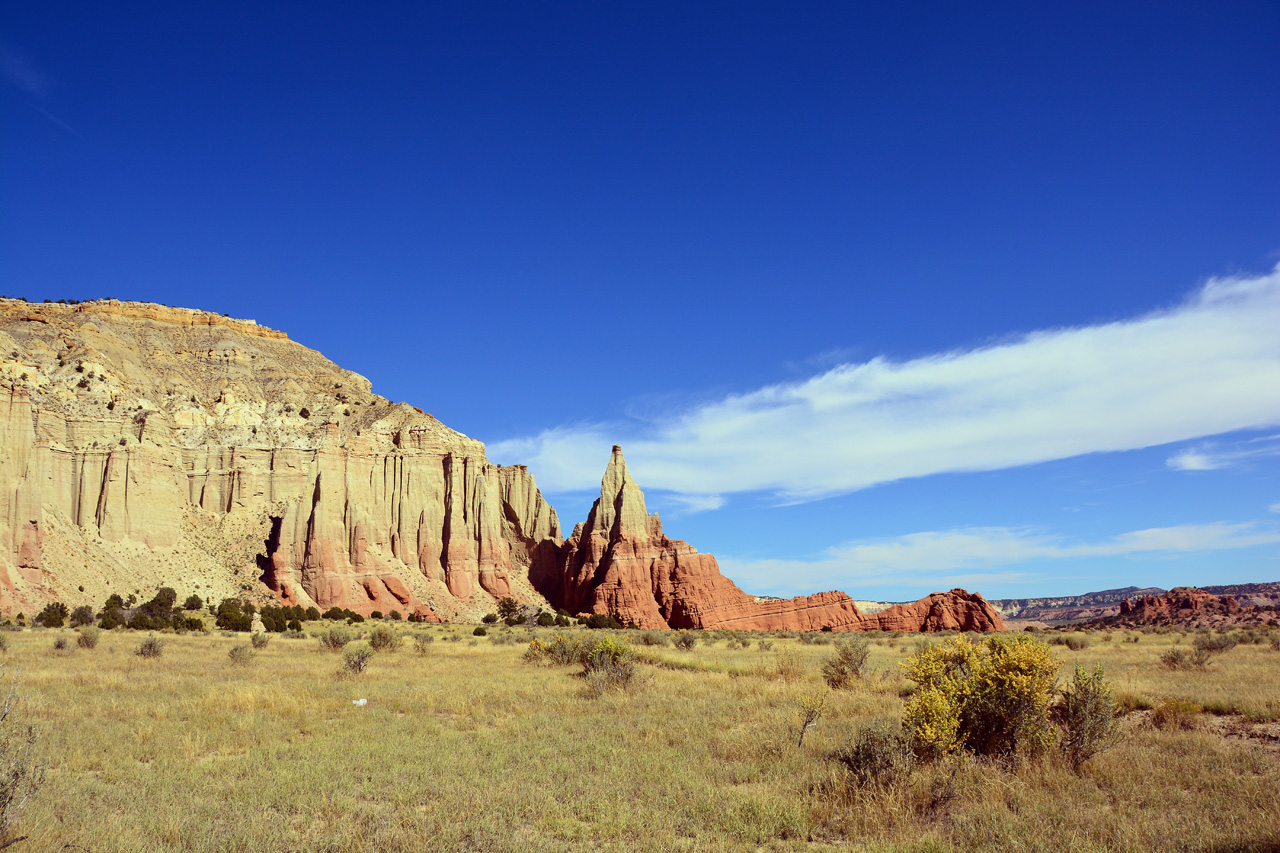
[901, 633, 1059, 758]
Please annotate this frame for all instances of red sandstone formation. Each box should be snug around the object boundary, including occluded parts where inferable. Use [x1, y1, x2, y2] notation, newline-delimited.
[1111, 586, 1258, 627]
[535, 446, 1005, 633]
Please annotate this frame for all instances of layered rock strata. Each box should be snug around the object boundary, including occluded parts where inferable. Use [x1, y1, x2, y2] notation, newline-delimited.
[0, 298, 560, 618]
[537, 446, 1004, 632]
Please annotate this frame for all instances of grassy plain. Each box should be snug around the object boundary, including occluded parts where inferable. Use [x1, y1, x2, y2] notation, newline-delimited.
[7, 623, 1280, 852]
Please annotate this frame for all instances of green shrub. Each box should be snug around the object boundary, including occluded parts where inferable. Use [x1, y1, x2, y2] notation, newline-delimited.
[496, 597, 521, 620]
[389, 610, 402, 621]
[369, 611, 383, 620]
[583, 614, 622, 630]
[1160, 647, 1191, 670]
[524, 633, 599, 666]
[76, 627, 100, 650]
[52, 637, 69, 653]
[183, 594, 203, 611]
[673, 632, 696, 651]
[554, 614, 571, 627]
[1057, 663, 1122, 770]
[98, 608, 125, 630]
[638, 631, 667, 647]
[482, 613, 498, 624]
[250, 632, 270, 650]
[902, 634, 1058, 760]
[537, 612, 555, 627]
[34, 602, 68, 628]
[1193, 633, 1237, 655]
[472, 626, 488, 637]
[0, 635, 8, 654]
[228, 644, 255, 666]
[369, 626, 401, 651]
[68, 605, 95, 628]
[305, 606, 321, 621]
[341, 646, 375, 676]
[834, 720, 916, 788]
[584, 650, 637, 698]
[135, 635, 164, 658]
[1048, 634, 1090, 651]
[413, 635, 435, 655]
[822, 637, 872, 689]
[215, 599, 252, 632]
[319, 626, 353, 651]
[286, 619, 302, 633]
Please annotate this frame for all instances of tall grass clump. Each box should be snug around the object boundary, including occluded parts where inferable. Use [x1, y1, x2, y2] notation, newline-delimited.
[822, 637, 871, 689]
[0, 669, 43, 845]
[250, 633, 270, 650]
[833, 719, 916, 789]
[1151, 699, 1202, 731]
[75, 626, 99, 650]
[135, 635, 164, 659]
[228, 644, 255, 666]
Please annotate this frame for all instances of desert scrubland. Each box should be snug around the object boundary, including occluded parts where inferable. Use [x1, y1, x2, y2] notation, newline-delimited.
[3, 622, 1279, 852]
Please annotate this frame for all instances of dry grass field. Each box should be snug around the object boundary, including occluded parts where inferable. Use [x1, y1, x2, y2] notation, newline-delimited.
[4, 622, 1279, 852]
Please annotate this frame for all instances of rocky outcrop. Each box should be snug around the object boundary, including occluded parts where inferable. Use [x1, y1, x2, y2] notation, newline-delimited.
[538, 446, 1005, 632]
[1112, 587, 1245, 627]
[0, 298, 560, 618]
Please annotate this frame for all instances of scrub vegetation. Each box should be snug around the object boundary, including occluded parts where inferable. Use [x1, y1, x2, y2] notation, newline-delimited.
[4, 621, 1280, 851]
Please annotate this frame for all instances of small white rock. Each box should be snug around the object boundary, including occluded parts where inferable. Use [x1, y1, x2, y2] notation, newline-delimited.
[352, 698, 367, 707]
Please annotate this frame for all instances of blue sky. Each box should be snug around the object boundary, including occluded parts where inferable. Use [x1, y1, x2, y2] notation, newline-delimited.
[3, 3, 1278, 600]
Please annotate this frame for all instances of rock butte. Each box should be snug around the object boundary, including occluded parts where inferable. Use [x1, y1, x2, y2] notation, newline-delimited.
[531, 445, 1004, 632]
[0, 298, 1002, 631]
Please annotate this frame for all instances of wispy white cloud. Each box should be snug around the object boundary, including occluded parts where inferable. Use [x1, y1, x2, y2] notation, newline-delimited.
[1167, 434, 1280, 472]
[660, 493, 725, 514]
[717, 521, 1280, 596]
[1270, 503, 1280, 514]
[491, 264, 1280, 501]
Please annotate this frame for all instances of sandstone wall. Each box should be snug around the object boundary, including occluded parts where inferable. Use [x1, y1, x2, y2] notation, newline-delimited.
[0, 299, 560, 618]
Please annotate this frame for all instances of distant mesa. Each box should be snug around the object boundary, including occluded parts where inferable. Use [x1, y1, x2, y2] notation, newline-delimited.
[993, 582, 1280, 626]
[0, 296, 1002, 631]
[1091, 586, 1276, 629]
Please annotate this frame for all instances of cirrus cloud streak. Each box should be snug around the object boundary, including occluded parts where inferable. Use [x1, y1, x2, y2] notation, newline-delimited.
[491, 265, 1280, 501]
[717, 521, 1280, 596]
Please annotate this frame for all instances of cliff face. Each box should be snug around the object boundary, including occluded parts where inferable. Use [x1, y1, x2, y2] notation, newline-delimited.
[0, 299, 1006, 630]
[537, 447, 1004, 632]
[0, 299, 560, 618]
